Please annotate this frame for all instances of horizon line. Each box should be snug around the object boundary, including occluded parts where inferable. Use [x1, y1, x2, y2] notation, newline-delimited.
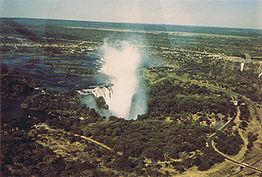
[1, 16, 262, 31]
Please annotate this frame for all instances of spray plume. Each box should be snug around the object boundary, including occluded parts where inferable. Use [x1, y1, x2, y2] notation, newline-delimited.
[100, 41, 147, 119]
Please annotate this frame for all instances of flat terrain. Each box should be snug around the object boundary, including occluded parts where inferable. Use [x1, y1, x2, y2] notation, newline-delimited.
[1, 18, 262, 177]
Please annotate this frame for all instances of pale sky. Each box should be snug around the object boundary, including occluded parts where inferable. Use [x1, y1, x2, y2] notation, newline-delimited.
[0, 0, 261, 29]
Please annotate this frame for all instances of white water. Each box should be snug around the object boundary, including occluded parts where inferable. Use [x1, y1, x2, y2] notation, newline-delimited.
[77, 87, 113, 98]
[100, 41, 144, 119]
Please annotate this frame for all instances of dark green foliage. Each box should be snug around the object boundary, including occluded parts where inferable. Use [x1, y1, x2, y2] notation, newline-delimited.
[2, 18, 258, 176]
[112, 155, 137, 172]
[147, 79, 235, 119]
[1, 74, 35, 98]
[96, 96, 109, 109]
[239, 104, 251, 122]
[239, 121, 248, 130]
[84, 118, 219, 170]
[183, 58, 262, 103]
[0, 129, 116, 177]
[247, 132, 258, 151]
[215, 130, 244, 155]
[195, 147, 224, 171]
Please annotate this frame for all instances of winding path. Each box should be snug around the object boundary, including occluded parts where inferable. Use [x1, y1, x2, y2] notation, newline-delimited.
[207, 107, 262, 174]
[163, 72, 262, 173]
[73, 134, 112, 151]
[34, 124, 114, 152]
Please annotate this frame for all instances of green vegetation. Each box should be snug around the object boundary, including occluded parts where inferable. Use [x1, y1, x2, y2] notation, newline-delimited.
[215, 130, 244, 155]
[146, 79, 236, 119]
[247, 132, 259, 151]
[1, 18, 261, 176]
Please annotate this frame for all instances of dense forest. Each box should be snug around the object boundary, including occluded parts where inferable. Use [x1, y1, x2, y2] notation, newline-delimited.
[1, 18, 261, 176]
[1, 67, 247, 176]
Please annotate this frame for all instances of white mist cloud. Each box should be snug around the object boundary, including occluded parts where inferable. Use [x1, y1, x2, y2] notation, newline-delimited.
[101, 41, 145, 119]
